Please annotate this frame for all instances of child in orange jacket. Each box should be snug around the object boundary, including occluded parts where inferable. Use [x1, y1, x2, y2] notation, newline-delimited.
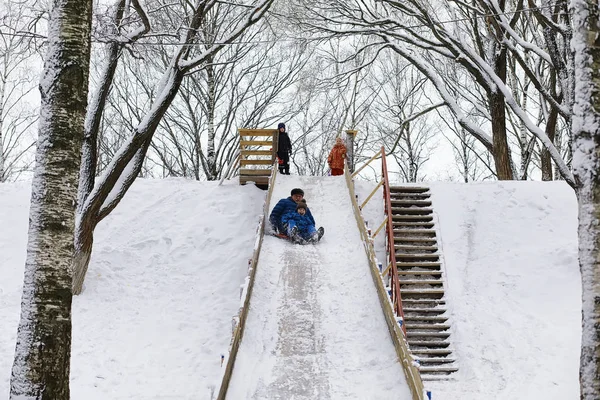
[327, 137, 347, 176]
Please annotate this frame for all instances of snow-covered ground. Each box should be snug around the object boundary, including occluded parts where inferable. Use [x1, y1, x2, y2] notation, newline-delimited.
[0, 177, 581, 399]
[427, 181, 581, 399]
[1, 179, 266, 399]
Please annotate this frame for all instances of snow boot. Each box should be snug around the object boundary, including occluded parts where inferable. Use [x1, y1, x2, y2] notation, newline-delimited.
[290, 226, 303, 244]
[317, 227, 324, 241]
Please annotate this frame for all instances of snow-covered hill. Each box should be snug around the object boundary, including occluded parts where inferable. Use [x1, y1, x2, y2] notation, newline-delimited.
[1, 179, 265, 399]
[427, 181, 580, 399]
[0, 178, 581, 399]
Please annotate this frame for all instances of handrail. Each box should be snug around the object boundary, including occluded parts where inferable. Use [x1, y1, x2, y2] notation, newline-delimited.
[360, 180, 384, 210]
[372, 215, 388, 239]
[216, 162, 278, 399]
[381, 146, 406, 335]
[351, 149, 382, 178]
[344, 160, 424, 400]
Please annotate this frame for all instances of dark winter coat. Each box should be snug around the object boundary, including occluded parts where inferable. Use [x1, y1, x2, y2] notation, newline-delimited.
[281, 211, 315, 236]
[277, 131, 292, 161]
[269, 196, 315, 231]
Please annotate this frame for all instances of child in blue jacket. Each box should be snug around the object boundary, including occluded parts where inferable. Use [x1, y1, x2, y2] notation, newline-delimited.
[281, 201, 324, 244]
[269, 188, 315, 233]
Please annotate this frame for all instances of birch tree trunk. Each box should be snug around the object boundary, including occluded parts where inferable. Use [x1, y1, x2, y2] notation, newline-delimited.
[0, 73, 6, 181]
[205, 57, 217, 180]
[572, 0, 600, 397]
[9, 1, 92, 399]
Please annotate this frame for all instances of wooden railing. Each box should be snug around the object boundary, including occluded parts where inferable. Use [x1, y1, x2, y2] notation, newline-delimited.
[216, 163, 279, 399]
[343, 159, 424, 400]
[381, 146, 406, 333]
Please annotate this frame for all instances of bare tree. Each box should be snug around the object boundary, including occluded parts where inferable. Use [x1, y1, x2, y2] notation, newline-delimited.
[296, 0, 575, 186]
[291, 37, 377, 176]
[0, 1, 40, 181]
[369, 56, 441, 182]
[72, 0, 276, 294]
[440, 114, 495, 182]
[571, 0, 600, 397]
[9, 0, 92, 398]
[142, 23, 308, 180]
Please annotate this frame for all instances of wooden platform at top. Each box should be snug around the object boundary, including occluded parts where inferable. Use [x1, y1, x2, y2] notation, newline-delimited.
[238, 128, 278, 189]
[239, 129, 278, 137]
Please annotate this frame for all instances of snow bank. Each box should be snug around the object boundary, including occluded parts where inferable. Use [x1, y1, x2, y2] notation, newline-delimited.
[427, 181, 581, 399]
[0, 178, 265, 399]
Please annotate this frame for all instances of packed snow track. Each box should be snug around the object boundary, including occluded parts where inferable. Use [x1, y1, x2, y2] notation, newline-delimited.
[226, 175, 412, 399]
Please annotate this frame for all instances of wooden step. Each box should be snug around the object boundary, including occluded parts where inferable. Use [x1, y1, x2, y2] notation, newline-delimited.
[408, 340, 451, 348]
[401, 288, 445, 294]
[403, 307, 446, 313]
[238, 129, 276, 137]
[398, 270, 443, 276]
[404, 303, 447, 309]
[390, 186, 430, 193]
[422, 375, 457, 381]
[405, 323, 451, 330]
[397, 261, 441, 269]
[403, 308, 447, 316]
[404, 315, 448, 322]
[401, 298, 446, 305]
[394, 238, 437, 245]
[241, 150, 273, 156]
[396, 254, 439, 262]
[391, 207, 433, 215]
[407, 331, 451, 338]
[395, 245, 438, 254]
[240, 140, 273, 146]
[394, 229, 436, 236]
[390, 199, 432, 207]
[416, 358, 456, 364]
[401, 288, 445, 298]
[411, 348, 454, 356]
[391, 192, 431, 199]
[392, 221, 435, 228]
[392, 214, 433, 221]
[419, 366, 459, 374]
[399, 279, 444, 286]
[240, 159, 274, 166]
[239, 168, 272, 176]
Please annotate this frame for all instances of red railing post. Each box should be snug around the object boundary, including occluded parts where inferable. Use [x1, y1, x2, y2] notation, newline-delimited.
[381, 146, 406, 336]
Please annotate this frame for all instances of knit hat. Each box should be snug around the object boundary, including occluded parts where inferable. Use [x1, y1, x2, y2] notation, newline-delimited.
[278, 122, 286, 130]
[291, 188, 304, 196]
[296, 202, 307, 210]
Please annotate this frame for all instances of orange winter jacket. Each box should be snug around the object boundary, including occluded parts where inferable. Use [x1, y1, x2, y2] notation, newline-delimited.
[327, 143, 347, 170]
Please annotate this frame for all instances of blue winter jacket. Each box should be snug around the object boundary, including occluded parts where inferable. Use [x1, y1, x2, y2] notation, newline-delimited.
[269, 196, 315, 231]
[281, 212, 315, 236]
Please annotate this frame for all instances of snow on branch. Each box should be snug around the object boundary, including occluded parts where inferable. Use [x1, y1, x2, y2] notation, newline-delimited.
[382, 36, 493, 148]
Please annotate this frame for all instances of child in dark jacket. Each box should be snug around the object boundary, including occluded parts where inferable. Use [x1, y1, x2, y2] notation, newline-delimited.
[281, 201, 324, 244]
[269, 188, 315, 234]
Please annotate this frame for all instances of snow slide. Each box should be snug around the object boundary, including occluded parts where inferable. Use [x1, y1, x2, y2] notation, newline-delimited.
[225, 175, 412, 399]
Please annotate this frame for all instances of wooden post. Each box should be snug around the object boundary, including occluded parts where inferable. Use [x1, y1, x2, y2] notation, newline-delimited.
[345, 129, 358, 173]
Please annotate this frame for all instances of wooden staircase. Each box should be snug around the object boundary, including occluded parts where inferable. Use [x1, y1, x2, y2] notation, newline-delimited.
[238, 128, 278, 189]
[390, 185, 458, 380]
